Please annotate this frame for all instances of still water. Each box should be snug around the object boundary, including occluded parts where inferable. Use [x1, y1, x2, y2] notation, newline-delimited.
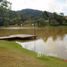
[16, 35, 67, 59]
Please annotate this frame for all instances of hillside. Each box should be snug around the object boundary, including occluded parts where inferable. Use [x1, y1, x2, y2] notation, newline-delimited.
[18, 9, 43, 18]
[16, 9, 67, 26]
[0, 8, 67, 26]
[17, 9, 53, 20]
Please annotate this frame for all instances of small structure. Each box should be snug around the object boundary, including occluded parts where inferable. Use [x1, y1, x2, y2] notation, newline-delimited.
[0, 34, 37, 40]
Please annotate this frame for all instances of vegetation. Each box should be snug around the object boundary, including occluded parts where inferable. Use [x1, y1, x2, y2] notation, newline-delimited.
[0, 0, 67, 67]
[0, 5, 67, 27]
[0, 40, 67, 67]
[0, 0, 11, 26]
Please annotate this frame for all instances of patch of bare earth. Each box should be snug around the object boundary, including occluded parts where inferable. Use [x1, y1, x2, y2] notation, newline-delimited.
[0, 48, 46, 67]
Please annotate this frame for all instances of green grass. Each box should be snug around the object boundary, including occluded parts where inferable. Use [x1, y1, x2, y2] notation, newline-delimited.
[0, 40, 67, 67]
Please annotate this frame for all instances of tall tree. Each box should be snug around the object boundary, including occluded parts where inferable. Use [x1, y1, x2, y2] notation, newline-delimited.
[0, 0, 11, 26]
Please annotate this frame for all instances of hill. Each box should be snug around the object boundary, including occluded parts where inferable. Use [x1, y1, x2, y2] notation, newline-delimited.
[17, 9, 53, 20]
[17, 9, 67, 26]
[18, 9, 43, 18]
[0, 8, 67, 26]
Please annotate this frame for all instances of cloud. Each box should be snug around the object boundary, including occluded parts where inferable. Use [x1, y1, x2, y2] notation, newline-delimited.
[58, 0, 67, 15]
[7, 0, 67, 15]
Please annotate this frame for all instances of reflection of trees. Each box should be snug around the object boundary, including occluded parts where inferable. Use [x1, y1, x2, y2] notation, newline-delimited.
[53, 37, 67, 59]
[46, 36, 67, 59]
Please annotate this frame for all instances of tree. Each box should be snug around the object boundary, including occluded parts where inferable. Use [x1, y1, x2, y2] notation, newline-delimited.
[60, 13, 64, 16]
[0, 0, 12, 26]
[0, 0, 11, 9]
[0, 0, 3, 2]
[53, 12, 65, 25]
[43, 11, 49, 20]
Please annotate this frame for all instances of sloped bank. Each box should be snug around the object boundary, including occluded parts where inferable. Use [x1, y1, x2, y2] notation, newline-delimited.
[16, 35, 67, 60]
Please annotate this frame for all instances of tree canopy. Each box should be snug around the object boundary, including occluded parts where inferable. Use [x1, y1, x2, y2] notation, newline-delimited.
[0, 6, 67, 27]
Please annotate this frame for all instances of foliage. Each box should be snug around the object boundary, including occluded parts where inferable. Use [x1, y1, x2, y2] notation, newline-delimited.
[0, 0, 12, 26]
[0, 7, 67, 27]
[16, 9, 67, 27]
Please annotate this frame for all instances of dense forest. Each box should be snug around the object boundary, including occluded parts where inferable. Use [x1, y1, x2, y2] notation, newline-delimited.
[0, 0, 67, 27]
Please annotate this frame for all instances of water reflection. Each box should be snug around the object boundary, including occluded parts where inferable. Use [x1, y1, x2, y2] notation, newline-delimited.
[16, 35, 67, 59]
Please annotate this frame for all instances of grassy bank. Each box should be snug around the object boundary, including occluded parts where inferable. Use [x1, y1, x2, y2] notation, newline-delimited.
[0, 40, 67, 67]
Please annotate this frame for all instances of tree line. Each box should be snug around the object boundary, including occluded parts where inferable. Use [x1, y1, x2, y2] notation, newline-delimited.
[0, 0, 67, 27]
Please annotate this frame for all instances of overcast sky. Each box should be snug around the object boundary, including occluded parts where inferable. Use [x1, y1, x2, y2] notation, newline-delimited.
[7, 0, 67, 15]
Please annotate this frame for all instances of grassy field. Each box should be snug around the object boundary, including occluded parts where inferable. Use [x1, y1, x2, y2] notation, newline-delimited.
[0, 40, 67, 67]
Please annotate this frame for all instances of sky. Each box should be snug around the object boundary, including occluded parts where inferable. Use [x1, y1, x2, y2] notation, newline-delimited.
[7, 0, 67, 15]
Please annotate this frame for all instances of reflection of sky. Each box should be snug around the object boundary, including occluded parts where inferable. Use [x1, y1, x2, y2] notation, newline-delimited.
[58, 0, 65, 3]
[7, 0, 67, 15]
[17, 35, 67, 60]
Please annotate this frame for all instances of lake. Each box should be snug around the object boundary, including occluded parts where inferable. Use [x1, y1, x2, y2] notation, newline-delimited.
[1, 27, 67, 59]
[16, 34, 67, 60]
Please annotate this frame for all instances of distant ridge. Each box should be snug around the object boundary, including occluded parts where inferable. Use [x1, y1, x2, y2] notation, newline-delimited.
[17, 9, 53, 20]
[17, 9, 43, 17]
